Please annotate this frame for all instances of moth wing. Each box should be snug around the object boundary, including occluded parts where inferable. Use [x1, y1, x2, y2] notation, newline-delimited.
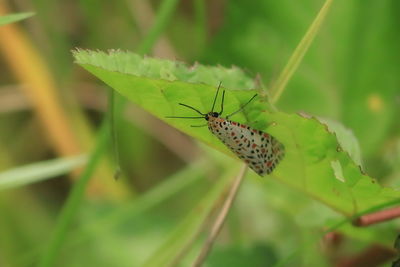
[208, 119, 284, 176]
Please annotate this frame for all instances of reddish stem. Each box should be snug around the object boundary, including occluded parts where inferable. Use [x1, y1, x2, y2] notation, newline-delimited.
[353, 206, 400, 227]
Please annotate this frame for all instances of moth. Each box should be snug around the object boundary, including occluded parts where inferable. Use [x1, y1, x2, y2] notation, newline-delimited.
[167, 84, 285, 176]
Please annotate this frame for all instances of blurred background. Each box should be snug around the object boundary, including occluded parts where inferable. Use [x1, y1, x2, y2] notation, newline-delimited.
[0, 0, 399, 266]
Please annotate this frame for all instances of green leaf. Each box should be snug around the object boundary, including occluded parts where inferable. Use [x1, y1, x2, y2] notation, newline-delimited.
[73, 50, 400, 216]
[0, 155, 86, 191]
[317, 117, 362, 166]
[0, 12, 34, 26]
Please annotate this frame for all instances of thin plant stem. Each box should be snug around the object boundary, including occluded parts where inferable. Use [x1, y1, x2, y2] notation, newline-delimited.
[270, 0, 333, 104]
[110, 89, 122, 180]
[192, 164, 248, 267]
[326, 199, 400, 233]
[353, 206, 400, 227]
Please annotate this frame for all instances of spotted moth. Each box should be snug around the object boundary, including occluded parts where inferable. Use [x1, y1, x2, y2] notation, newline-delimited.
[167, 84, 285, 176]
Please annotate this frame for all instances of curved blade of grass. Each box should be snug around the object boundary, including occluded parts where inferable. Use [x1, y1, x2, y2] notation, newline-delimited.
[270, 0, 334, 104]
[73, 50, 400, 216]
[0, 12, 34, 26]
[0, 155, 87, 191]
[142, 165, 240, 267]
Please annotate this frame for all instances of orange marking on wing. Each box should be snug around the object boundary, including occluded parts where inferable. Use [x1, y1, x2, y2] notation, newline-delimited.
[263, 133, 269, 138]
[252, 143, 257, 148]
[240, 125, 246, 128]
[266, 161, 273, 167]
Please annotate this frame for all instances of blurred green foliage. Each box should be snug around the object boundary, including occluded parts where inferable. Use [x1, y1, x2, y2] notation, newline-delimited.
[0, 0, 399, 267]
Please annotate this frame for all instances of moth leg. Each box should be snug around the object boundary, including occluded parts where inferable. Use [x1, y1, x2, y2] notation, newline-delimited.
[190, 124, 208, 127]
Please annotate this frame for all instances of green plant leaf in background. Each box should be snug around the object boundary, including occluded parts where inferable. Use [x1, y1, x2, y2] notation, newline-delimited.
[73, 50, 400, 216]
[0, 12, 34, 26]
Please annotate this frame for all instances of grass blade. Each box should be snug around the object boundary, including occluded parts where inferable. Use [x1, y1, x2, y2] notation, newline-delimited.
[270, 0, 334, 104]
[0, 12, 34, 26]
[0, 155, 87, 191]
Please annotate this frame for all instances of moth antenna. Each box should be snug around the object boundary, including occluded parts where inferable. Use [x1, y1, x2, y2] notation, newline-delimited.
[219, 90, 226, 115]
[165, 116, 205, 119]
[226, 94, 258, 119]
[211, 82, 222, 112]
[179, 103, 206, 116]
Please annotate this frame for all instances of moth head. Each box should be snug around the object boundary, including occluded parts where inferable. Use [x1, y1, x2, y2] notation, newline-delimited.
[205, 112, 219, 121]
